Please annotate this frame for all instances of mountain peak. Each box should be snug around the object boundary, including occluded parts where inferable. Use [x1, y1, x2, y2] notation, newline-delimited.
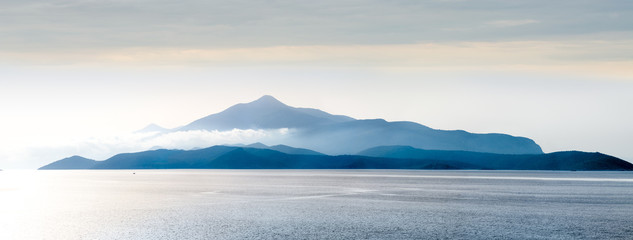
[256, 95, 278, 101]
[179, 95, 354, 131]
[39, 155, 97, 170]
[248, 95, 287, 108]
[246, 142, 269, 148]
[136, 123, 168, 133]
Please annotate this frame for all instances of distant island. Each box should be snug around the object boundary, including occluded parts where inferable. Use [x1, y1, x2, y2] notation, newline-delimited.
[39, 96, 632, 171]
[40, 144, 633, 171]
[155, 95, 543, 155]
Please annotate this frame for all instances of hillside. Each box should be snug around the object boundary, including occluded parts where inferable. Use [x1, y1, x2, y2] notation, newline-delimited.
[40, 145, 632, 171]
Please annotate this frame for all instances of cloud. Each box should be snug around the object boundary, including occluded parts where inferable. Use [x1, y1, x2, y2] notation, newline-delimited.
[4, 39, 631, 79]
[1, 0, 631, 51]
[486, 19, 540, 27]
[1, 128, 293, 169]
[144, 129, 292, 149]
[85, 128, 293, 154]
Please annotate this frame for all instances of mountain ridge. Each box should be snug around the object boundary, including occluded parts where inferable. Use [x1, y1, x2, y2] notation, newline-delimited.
[39, 155, 97, 170]
[241, 142, 326, 156]
[136, 123, 168, 133]
[358, 145, 632, 171]
[39, 145, 632, 171]
[153, 95, 544, 155]
[177, 95, 355, 131]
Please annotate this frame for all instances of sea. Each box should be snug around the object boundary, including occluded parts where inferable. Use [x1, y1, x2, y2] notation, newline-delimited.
[1, 170, 632, 239]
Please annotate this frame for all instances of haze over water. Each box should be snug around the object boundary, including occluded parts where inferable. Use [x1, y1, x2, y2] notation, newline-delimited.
[2, 170, 632, 239]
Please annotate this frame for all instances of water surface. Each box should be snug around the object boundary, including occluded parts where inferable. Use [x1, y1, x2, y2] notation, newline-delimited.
[1, 170, 632, 239]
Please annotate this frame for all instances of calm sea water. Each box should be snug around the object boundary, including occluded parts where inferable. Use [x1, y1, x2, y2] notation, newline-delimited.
[1, 170, 632, 239]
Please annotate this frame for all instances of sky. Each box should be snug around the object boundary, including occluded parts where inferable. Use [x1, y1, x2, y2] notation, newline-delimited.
[1, 0, 632, 168]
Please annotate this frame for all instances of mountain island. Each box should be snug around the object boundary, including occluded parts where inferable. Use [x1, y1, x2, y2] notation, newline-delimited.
[40, 96, 632, 171]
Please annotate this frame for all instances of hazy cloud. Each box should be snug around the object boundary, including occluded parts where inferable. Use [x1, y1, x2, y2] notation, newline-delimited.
[3, 40, 630, 79]
[1, 0, 632, 52]
[2, 128, 293, 169]
[487, 19, 540, 27]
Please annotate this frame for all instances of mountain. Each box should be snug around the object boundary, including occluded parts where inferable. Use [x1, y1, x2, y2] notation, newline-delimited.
[178, 95, 355, 131]
[243, 142, 325, 155]
[292, 119, 542, 155]
[358, 146, 633, 171]
[170, 95, 543, 155]
[40, 145, 632, 171]
[135, 123, 169, 133]
[268, 144, 325, 156]
[39, 156, 97, 170]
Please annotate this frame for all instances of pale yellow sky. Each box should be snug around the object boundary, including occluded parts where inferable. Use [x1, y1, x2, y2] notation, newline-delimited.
[3, 40, 632, 79]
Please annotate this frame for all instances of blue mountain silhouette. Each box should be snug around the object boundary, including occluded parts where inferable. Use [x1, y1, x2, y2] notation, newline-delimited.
[176, 95, 542, 155]
[178, 95, 354, 131]
[39, 145, 632, 171]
